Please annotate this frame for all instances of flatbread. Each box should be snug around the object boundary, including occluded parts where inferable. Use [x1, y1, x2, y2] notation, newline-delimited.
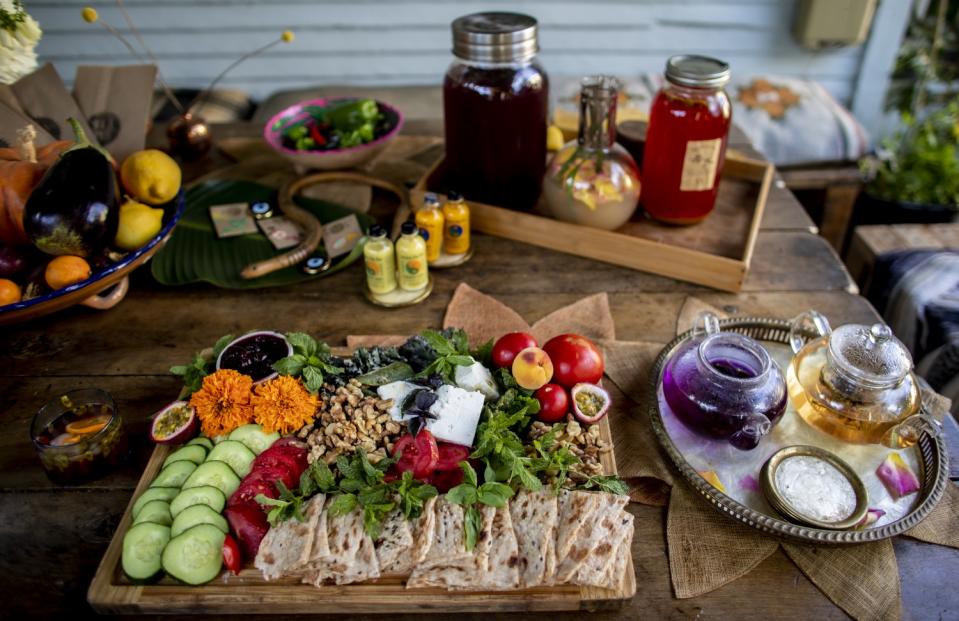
[407, 498, 475, 589]
[303, 505, 380, 586]
[554, 495, 629, 584]
[510, 489, 558, 587]
[255, 494, 325, 580]
[383, 496, 436, 575]
[375, 508, 414, 573]
[553, 490, 605, 565]
[572, 510, 633, 588]
[471, 504, 520, 590]
[600, 514, 634, 592]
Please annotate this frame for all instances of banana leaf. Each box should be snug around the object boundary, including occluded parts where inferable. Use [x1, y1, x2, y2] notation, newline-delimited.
[151, 180, 371, 289]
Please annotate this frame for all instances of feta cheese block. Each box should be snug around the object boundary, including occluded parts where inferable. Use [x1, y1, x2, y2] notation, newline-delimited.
[377, 381, 419, 421]
[426, 384, 485, 447]
[454, 361, 500, 402]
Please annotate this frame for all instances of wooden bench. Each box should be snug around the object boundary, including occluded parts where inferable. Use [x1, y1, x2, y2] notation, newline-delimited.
[845, 223, 959, 290]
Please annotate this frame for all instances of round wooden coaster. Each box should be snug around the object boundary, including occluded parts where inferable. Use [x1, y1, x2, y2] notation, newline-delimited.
[365, 276, 434, 308]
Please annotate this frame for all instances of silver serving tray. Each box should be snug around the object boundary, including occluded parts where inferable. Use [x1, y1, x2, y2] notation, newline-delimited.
[648, 317, 949, 544]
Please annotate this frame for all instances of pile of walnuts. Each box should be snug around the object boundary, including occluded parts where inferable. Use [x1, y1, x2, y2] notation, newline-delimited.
[528, 416, 612, 486]
[297, 379, 403, 465]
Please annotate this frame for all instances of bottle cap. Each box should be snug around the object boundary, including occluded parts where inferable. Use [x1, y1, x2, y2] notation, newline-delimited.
[368, 224, 387, 238]
[423, 193, 441, 208]
[447, 190, 463, 202]
[665, 55, 730, 89]
[401, 221, 418, 235]
[452, 12, 539, 64]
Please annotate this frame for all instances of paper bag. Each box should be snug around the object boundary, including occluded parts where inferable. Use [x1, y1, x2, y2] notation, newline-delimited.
[73, 65, 157, 162]
[9, 63, 98, 144]
[0, 102, 56, 149]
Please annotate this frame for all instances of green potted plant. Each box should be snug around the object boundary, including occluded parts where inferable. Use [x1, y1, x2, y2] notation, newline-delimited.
[849, 0, 958, 244]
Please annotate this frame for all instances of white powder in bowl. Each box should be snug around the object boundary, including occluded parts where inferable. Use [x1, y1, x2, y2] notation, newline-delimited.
[774, 455, 857, 523]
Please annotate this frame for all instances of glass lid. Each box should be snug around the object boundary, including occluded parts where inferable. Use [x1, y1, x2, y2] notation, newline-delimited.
[827, 323, 913, 388]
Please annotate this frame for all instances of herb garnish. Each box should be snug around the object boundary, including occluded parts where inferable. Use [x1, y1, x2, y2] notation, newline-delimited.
[446, 461, 514, 551]
[416, 329, 475, 382]
[272, 332, 344, 393]
[579, 474, 630, 496]
[169, 334, 234, 396]
[530, 424, 581, 492]
[402, 387, 439, 437]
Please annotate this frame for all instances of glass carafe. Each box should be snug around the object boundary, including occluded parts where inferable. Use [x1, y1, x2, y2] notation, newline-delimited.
[542, 76, 641, 230]
[787, 311, 940, 448]
[663, 313, 787, 450]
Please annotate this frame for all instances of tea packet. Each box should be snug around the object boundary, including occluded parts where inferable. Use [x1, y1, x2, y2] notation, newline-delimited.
[0, 101, 56, 149]
[73, 65, 157, 162]
[8, 63, 98, 144]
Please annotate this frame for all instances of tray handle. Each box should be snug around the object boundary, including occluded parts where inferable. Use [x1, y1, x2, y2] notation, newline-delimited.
[81, 276, 130, 310]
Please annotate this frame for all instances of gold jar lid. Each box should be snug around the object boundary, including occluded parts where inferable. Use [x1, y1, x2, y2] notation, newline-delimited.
[761, 445, 869, 530]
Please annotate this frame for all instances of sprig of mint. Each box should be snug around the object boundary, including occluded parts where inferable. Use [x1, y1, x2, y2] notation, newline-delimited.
[273, 332, 343, 393]
[416, 329, 475, 382]
[471, 388, 543, 492]
[446, 461, 514, 551]
[579, 474, 630, 496]
[326, 449, 410, 539]
[169, 334, 234, 396]
[256, 480, 308, 527]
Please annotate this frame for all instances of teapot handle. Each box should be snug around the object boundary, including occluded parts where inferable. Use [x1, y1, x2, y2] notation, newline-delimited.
[694, 312, 721, 336]
[789, 310, 831, 354]
[882, 406, 942, 448]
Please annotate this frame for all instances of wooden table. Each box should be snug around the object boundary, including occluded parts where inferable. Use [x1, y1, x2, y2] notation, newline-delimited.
[1, 117, 956, 621]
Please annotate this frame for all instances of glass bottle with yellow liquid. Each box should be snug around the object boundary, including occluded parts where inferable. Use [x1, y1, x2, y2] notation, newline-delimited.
[442, 191, 471, 255]
[363, 224, 396, 294]
[786, 311, 939, 448]
[415, 194, 444, 262]
[396, 221, 429, 291]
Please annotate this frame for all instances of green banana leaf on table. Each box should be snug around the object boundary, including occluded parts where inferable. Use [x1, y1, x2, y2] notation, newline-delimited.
[152, 180, 372, 289]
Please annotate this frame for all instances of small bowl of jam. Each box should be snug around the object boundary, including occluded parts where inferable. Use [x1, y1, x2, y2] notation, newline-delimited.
[216, 331, 293, 383]
[31, 389, 129, 485]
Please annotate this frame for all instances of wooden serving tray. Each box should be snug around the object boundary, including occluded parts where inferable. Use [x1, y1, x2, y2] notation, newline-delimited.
[410, 150, 773, 293]
[88, 406, 635, 614]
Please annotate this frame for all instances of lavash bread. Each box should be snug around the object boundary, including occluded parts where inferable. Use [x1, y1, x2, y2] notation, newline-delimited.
[554, 494, 629, 584]
[375, 508, 414, 572]
[302, 505, 380, 586]
[382, 496, 437, 575]
[406, 498, 477, 589]
[472, 504, 520, 590]
[254, 494, 326, 580]
[510, 489, 559, 587]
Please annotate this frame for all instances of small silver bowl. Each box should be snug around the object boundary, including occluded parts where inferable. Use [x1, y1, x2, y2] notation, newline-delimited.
[761, 445, 869, 530]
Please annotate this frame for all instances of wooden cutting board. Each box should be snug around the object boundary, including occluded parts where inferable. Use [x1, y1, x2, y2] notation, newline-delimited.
[88, 397, 636, 614]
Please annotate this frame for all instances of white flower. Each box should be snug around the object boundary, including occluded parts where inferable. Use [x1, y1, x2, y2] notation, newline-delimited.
[0, 0, 42, 85]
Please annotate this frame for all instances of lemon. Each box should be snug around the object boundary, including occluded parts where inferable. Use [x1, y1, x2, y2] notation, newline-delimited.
[546, 125, 565, 152]
[115, 198, 164, 250]
[120, 149, 182, 205]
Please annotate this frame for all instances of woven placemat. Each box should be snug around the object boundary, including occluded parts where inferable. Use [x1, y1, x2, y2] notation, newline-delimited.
[350, 283, 957, 621]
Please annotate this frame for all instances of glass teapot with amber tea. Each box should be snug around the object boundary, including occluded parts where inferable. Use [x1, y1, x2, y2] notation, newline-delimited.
[787, 311, 940, 448]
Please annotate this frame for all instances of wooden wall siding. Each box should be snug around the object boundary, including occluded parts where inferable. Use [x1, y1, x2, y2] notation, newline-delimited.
[34, 0, 865, 104]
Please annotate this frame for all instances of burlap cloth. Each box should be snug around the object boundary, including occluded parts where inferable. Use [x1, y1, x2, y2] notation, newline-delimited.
[348, 283, 959, 621]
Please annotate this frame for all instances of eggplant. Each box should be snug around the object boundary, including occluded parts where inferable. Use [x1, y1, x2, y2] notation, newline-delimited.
[24, 118, 119, 257]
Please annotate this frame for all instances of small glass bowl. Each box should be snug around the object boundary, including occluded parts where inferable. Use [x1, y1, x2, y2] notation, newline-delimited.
[30, 388, 129, 485]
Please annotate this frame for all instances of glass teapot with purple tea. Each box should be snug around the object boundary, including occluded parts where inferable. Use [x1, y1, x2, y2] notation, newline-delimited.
[663, 313, 787, 449]
[786, 311, 940, 448]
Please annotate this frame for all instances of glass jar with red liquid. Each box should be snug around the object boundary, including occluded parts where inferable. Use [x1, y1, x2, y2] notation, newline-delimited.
[642, 55, 731, 224]
[443, 13, 549, 211]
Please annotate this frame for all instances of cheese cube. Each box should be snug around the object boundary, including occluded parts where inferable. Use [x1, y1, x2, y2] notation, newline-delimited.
[426, 384, 485, 447]
[454, 361, 500, 401]
[376, 381, 418, 421]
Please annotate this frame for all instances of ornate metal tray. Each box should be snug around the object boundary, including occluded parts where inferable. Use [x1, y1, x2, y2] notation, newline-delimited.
[648, 316, 949, 544]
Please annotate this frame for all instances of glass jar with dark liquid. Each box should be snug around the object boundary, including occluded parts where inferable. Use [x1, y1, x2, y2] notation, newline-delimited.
[443, 12, 549, 211]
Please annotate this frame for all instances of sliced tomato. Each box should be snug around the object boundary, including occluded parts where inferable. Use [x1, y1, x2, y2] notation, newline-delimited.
[428, 467, 464, 493]
[253, 448, 307, 479]
[271, 437, 307, 450]
[229, 478, 279, 508]
[435, 442, 471, 472]
[392, 430, 439, 480]
[245, 464, 298, 491]
[222, 533, 242, 574]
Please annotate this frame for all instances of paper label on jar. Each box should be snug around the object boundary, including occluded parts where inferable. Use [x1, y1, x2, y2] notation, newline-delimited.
[679, 139, 722, 192]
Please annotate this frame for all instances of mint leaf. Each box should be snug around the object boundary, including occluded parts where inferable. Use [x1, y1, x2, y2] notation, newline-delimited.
[286, 332, 317, 357]
[477, 481, 513, 507]
[582, 475, 630, 496]
[460, 461, 478, 487]
[273, 354, 306, 377]
[302, 365, 325, 393]
[464, 505, 482, 552]
[309, 460, 337, 492]
[446, 328, 470, 355]
[446, 483, 478, 506]
[169, 365, 189, 376]
[446, 354, 475, 367]
[212, 334, 235, 358]
[328, 493, 358, 517]
[421, 330, 455, 356]
[471, 338, 494, 367]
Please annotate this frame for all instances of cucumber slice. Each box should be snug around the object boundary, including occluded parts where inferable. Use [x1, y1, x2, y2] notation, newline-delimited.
[206, 440, 255, 478]
[122, 522, 170, 582]
[161, 524, 226, 585]
[170, 485, 226, 519]
[212, 435, 228, 445]
[162, 444, 207, 469]
[228, 424, 280, 455]
[171, 504, 229, 538]
[151, 461, 197, 489]
[133, 500, 172, 527]
[186, 436, 214, 451]
[132, 487, 179, 519]
[182, 461, 241, 498]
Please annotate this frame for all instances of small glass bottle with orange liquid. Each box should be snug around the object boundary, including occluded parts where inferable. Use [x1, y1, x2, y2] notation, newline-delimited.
[442, 191, 471, 255]
[415, 193, 444, 262]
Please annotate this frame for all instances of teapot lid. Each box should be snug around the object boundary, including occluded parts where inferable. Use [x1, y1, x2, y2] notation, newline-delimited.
[828, 323, 913, 387]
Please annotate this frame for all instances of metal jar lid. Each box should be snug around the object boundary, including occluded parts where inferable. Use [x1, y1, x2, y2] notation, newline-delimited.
[452, 12, 539, 63]
[665, 55, 731, 89]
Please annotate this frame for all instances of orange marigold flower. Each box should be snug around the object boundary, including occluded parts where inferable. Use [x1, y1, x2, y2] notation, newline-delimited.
[189, 369, 254, 438]
[251, 375, 318, 435]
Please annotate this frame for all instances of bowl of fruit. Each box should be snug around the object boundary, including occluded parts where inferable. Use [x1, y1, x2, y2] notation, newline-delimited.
[263, 97, 404, 171]
[0, 120, 185, 325]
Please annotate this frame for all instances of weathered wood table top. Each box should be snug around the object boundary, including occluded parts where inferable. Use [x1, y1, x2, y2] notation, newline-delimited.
[1, 117, 955, 621]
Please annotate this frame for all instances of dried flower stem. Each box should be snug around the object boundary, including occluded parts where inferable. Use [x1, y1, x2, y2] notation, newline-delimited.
[185, 37, 284, 114]
[115, 0, 183, 113]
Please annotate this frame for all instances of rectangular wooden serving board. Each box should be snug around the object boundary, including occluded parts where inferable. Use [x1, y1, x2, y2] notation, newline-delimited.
[411, 150, 774, 293]
[88, 409, 635, 614]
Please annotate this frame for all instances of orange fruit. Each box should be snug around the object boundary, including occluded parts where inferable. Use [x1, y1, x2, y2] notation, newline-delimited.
[0, 279, 21, 305]
[45, 255, 91, 290]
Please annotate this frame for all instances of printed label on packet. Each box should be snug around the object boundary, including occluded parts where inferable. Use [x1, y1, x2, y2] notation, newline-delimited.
[258, 217, 305, 250]
[209, 203, 258, 238]
[322, 214, 363, 259]
[679, 138, 722, 192]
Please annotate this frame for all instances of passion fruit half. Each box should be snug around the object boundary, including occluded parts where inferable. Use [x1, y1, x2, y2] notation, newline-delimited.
[570, 383, 610, 425]
[151, 401, 198, 445]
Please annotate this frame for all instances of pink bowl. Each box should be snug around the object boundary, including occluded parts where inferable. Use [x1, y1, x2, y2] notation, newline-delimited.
[263, 97, 404, 171]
